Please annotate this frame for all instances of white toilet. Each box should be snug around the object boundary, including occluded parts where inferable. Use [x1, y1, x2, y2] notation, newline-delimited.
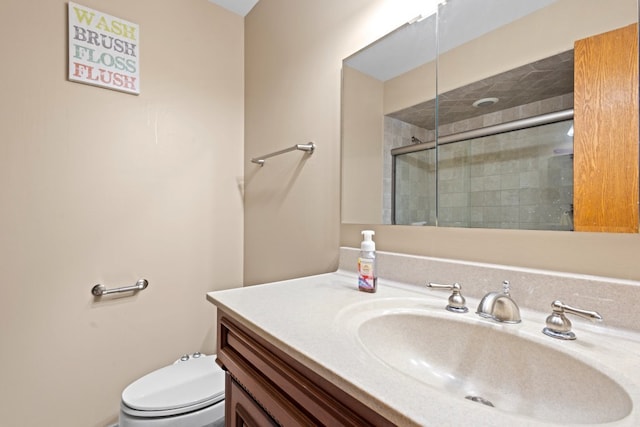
[119, 353, 225, 427]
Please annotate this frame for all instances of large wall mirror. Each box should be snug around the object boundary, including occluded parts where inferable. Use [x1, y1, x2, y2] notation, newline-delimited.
[342, 0, 639, 233]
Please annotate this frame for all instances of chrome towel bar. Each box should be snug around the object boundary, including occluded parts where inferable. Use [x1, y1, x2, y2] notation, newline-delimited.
[91, 279, 149, 296]
[251, 142, 315, 166]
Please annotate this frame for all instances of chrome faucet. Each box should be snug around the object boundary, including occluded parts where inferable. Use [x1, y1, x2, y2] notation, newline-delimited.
[476, 280, 521, 323]
[426, 282, 468, 313]
[542, 300, 603, 340]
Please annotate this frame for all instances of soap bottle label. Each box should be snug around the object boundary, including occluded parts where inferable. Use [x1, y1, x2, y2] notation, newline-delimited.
[358, 257, 377, 292]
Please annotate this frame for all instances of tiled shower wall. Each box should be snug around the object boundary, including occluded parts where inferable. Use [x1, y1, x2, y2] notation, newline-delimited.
[387, 94, 575, 229]
[383, 118, 435, 224]
[437, 120, 574, 229]
[394, 145, 437, 225]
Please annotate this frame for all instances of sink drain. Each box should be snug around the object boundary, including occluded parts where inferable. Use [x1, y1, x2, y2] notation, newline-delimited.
[465, 395, 495, 407]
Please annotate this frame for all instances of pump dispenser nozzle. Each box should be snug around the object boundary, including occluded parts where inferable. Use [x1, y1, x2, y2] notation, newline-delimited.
[361, 230, 375, 251]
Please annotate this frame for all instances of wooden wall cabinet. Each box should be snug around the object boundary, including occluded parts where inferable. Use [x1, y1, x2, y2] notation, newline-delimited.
[574, 23, 639, 233]
[216, 311, 394, 427]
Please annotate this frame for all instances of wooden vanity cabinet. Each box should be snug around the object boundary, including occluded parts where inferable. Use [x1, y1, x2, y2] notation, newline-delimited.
[216, 311, 395, 427]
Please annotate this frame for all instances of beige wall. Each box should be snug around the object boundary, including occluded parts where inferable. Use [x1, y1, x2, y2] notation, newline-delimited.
[243, 0, 425, 285]
[341, 224, 640, 281]
[384, 60, 436, 115]
[0, 1, 244, 426]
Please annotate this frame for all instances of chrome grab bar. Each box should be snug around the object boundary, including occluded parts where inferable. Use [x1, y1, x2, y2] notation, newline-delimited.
[251, 142, 315, 166]
[91, 279, 149, 296]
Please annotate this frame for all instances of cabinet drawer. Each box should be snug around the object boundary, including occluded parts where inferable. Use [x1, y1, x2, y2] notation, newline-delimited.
[227, 374, 278, 427]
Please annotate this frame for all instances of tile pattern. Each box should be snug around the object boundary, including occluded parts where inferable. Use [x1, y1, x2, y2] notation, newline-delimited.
[382, 117, 435, 224]
[394, 149, 437, 225]
[436, 119, 574, 230]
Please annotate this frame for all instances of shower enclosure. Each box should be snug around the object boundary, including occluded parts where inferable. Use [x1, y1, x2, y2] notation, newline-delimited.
[392, 111, 574, 230]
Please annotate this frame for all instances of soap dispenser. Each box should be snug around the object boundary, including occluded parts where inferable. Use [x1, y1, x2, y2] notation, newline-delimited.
[358, 230, 377, 293]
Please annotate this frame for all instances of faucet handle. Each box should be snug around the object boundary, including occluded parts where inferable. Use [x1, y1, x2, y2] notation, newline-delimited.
[542, 300, 603, 340]
[426, 282, 469, 313]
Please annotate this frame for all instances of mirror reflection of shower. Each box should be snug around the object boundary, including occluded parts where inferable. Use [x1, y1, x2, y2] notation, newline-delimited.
[392, 113, 574, 231]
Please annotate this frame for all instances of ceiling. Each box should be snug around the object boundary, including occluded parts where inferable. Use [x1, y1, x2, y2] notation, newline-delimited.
[208, 0, 259, 17]
[388, 50, 575, 128]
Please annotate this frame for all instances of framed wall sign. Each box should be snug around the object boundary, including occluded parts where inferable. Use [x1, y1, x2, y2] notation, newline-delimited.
[68, 2, 140, 94]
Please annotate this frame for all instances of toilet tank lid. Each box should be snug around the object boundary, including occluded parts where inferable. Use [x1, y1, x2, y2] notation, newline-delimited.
[122, 355, 225, 411]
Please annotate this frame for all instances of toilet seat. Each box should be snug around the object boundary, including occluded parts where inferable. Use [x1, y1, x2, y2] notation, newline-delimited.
[121, 355, 225, 418]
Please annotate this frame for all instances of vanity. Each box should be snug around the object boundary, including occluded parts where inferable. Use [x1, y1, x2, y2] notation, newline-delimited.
[208, 248, 640, 426]
[212, 284, 395, 426]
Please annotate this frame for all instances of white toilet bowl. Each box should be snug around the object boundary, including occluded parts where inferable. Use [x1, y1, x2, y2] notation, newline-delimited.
[119, 354, 225, 427]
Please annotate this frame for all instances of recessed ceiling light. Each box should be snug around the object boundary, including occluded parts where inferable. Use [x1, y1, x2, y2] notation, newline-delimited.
[472, 97, 499, 107]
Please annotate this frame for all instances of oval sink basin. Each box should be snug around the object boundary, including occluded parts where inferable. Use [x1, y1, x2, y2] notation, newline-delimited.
[357, 312, 632, 424]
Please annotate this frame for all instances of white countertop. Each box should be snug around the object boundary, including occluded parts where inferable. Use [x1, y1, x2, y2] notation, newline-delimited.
[207, 270, 640, 426]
